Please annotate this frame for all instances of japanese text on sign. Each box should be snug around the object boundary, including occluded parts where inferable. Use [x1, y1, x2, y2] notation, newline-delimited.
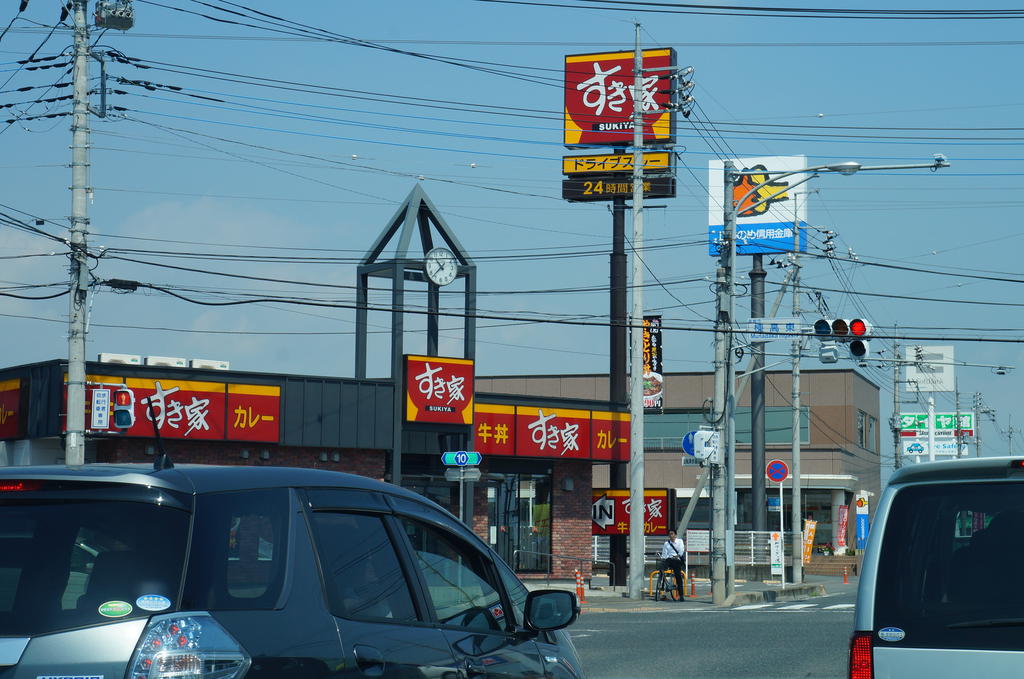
[405, 355, 475, 425]
[592, 489, 669, 535]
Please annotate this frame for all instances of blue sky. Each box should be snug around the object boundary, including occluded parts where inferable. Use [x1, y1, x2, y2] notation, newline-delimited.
[1, 0, 1021, 470]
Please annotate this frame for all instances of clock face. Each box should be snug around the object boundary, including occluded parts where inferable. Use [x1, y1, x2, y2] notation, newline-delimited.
[425, 247, 458, 286]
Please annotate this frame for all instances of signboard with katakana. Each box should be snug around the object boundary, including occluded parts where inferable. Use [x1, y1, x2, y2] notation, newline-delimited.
[899, 412, 974, 437]
[592, 488, 669, 536]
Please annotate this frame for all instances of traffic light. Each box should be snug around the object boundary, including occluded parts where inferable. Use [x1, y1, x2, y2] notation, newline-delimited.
[112, 387, 135, 430]
[813, 318, 872, 363]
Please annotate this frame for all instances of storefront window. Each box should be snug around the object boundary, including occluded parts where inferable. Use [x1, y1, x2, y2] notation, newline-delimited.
[486, 472, 552, 573]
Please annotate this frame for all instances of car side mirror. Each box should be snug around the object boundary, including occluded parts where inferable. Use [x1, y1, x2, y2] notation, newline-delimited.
[524, 589, 579, 632]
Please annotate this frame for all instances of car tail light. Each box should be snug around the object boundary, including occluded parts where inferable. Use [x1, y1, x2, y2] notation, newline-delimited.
[127, 613, 250, 679]
[0, 480, 42, 492]
[848, 631, 873, 679]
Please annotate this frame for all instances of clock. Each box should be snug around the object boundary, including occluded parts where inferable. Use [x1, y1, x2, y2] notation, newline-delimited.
[424, 247, 458, 286]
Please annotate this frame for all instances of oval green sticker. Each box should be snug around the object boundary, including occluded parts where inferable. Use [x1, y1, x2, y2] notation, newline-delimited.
[98, 600, 133, 618]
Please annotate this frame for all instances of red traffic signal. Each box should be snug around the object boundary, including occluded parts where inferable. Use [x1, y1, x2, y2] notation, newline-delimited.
[112, 387, 135, 430]
[849, 318, 868, 337]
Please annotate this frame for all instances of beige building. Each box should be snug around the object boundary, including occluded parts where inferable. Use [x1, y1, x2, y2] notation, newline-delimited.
[478, 368, 881, 548]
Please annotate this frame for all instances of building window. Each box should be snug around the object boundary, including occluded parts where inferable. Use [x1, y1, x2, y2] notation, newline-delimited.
[486, 472, 552, 573]
[856, 410, 877, 452]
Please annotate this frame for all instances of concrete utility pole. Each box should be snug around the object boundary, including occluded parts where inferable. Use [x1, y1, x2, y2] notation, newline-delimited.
[66, 0, 92, 466]
[790, 204, 803, 585]
[710, 161, 737, 605]
[626, 22, 647, 600]
[892, 333, 903, 469]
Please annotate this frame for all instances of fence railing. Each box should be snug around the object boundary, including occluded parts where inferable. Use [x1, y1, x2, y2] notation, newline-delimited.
[513, 549, 614, 588]
[592, 531, 797, 568]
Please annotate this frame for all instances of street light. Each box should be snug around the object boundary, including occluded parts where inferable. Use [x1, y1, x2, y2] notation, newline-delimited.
[709, 155, 949, 605]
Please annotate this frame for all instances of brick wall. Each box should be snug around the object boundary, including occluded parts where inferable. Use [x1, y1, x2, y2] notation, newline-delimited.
[551, 460, 592, 579]
[94, 440, 385, 480]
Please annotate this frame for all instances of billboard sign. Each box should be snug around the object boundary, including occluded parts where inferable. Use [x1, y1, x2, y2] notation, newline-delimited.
[562, 175, 675, 202]
[708, 155, 809, 256]
[855, 491, 871, 550]
[0, 379, 21, 439]
[564, 48, 676, 147]
[405, 355, 474, 425]
[643, 315, 663, 410]
[473, 404, 629, 461]
[68, 375, 281, 442]
[899, 411, 974, 437]
[562, 151, 672, 175]
[592, 488, 669, 535]
[904, 345, 955, 392]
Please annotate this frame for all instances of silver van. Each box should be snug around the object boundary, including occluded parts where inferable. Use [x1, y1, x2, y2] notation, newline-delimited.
[852, 457, 1024, 678]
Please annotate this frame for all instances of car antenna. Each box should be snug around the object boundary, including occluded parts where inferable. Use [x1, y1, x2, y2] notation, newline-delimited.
[146, 398, 174, 471]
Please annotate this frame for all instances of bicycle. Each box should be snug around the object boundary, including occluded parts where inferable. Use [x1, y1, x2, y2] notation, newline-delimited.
[653, 569, 681, 601]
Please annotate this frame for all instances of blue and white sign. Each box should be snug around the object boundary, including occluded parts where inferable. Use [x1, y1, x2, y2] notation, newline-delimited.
[681, 430, 719, 463]
[708, 155, 810, 256]
[748, 317, 799, 343]
[91, 388, 111, 430]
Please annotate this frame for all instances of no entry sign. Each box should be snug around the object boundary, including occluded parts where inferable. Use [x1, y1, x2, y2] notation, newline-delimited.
[766, 459, 790, 483]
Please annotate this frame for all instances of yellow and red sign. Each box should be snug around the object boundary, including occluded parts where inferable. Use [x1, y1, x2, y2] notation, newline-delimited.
[474, 403, 629, 461]
[405, 355, 474, 425]
[592, 488, 669, 536]
[0, 378, 21, 439]
[68, 375, 280, 442]
[475, 403, 515, 456]
[564, 48, 675, 147]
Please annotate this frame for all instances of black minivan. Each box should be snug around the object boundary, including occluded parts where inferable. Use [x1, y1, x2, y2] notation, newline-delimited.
[0, 463, 584, 679]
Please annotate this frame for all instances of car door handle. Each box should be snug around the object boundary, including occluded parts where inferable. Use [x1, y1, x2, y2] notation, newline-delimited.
[464, 658, 488, 678]
[353, 644, 385, 677]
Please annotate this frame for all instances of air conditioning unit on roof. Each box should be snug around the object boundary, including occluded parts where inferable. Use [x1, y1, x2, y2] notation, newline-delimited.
[190, 358, 230, 371]
[144, 356, 188, 368]
[98, 352, 142, 365]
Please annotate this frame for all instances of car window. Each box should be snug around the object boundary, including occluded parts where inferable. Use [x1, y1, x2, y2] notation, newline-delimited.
[401, 519, 506, 632]
[495, 557, 528, 628]
[308, 512, 417, 622]
[0, 496, 189, 636]
[183, 488, 289, 611]
[874, 481, 1024, 651]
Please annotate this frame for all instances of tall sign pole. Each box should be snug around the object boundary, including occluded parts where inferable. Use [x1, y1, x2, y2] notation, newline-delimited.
[627, 22, 647, 600]
[790, 201, 803, 584]
[66, 0, 92, 466]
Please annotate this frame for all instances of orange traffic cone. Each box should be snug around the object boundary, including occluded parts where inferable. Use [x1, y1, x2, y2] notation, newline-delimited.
[574, 569, 587, 604]
[843, 566, 849, 584]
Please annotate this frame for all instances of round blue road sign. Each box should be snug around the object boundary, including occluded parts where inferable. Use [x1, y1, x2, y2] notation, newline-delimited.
[766, 459, 789, 483]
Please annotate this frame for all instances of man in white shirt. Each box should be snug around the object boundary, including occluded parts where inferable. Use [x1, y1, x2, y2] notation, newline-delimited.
[660, 530, 686, 599]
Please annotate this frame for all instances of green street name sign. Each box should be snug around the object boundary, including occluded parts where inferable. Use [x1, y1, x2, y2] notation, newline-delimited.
[441, 451, 482, 466]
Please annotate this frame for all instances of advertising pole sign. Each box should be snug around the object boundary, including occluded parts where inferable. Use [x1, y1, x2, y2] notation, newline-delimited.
[405, 355, 475, 425]
[642, 315, 663, 410]
[802, 519, 818, 565]
[855, 491, 871, 550]
[591, 489, 669, 535]
[563, 49, 676, 147]
[708, 156, 809, 256]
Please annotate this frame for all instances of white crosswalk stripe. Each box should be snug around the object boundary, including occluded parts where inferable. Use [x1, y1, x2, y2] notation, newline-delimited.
[824, 604, 856, 610]
[734, 604, 773, 610]
[778, 603, 817, 610]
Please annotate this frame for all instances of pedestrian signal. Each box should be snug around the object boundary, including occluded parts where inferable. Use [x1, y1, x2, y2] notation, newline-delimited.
[112, 387, 135, 430]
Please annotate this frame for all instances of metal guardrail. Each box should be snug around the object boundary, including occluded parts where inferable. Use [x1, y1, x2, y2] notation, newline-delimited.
[593, 531, 797, 568]
[513, 549, 614, 589]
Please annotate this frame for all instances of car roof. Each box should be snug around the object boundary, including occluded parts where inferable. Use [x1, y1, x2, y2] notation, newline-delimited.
[0, 462, 428, 500]
[888, 456, 1024, 487]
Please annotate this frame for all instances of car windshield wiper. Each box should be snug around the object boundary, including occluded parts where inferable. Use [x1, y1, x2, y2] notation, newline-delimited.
[948, 618, 1024, 629]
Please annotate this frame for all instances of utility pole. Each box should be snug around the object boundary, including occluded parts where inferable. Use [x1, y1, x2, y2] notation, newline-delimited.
[626, 23, 647, 600]
[892, 334, 902, 469]
[790, 203, 803, 585]
[710, 161, 737, 605]
[66, 0, 92, 466]
[954, 380, 964, 457]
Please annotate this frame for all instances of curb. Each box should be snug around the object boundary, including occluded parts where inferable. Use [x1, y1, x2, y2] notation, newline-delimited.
[726, 583, 827, 606]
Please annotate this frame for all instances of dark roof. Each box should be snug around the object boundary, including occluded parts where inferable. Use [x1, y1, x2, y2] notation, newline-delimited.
[0, 463, 421, 499]
[889, 456, 1024, 487]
